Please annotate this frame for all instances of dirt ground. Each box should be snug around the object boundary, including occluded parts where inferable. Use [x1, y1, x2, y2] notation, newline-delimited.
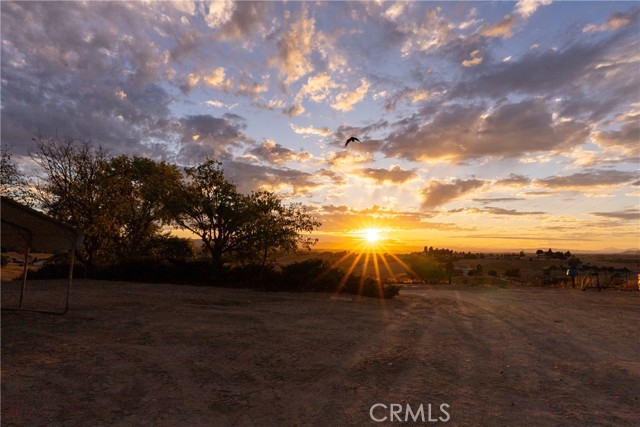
[2, 280, 639, 427]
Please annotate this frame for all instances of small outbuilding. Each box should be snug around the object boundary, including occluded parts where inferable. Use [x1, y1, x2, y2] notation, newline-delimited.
[1, 196, 83, 314]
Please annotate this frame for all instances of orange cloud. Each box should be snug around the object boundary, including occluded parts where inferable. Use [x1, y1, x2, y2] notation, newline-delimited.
[481, 15, 516, 38]
[332, 79, 370, 112]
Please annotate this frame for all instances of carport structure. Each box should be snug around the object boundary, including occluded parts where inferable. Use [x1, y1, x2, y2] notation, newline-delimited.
[1, 196, 83, 314]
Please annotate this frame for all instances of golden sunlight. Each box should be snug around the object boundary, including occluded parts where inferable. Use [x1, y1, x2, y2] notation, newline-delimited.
[362, 228, 381, 244]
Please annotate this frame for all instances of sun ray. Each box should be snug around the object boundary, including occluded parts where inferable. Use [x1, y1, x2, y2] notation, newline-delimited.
[372, 252, 386, 300]
[328, 250, 356, 270]
[326, 226, 424, 298]
[372, 252, 381, 285]
[358, 251, 371, 295]
[335, 251, 365, 295]
[383, 248, 420, 280]
[378, 250, 396, 281]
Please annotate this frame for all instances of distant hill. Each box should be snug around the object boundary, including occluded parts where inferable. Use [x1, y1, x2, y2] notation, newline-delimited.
[620, 249, 640, 255]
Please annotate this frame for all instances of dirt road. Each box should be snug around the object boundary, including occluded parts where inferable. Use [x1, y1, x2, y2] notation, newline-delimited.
[2, 280, 638, 426]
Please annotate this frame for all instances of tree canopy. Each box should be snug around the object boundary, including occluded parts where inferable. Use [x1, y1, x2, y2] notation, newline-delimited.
[17, 139, 321, 274]
[1, 148, 35, 206]
[171, 159, 320, 270]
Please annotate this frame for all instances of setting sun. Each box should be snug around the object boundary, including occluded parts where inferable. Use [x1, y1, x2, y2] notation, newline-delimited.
[362, 228, 381, 244]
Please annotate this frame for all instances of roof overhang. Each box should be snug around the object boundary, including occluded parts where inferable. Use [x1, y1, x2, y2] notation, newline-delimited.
[1, 197, 83, 252]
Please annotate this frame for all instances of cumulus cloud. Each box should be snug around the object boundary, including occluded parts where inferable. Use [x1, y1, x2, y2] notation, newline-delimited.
[0, 2, 174, 152]
[234, 73, 269, 98]
[202, 0, 236, 28]
[205, 99, 235, 109]
[398, 8, 455, 55]
[382, 88, 431, 111]
[312, 204, 464, 232]
[177, 114, 249, 163]
[383, 2, 408, 22]
[496, 174, 532, 187]
[1, 0, 638, 240]
[590, 111, 640, 160]
[223, 160, 321, 196]
[358, 165, 417, 184]
[290, 123, 332, 137]
[284, 103, 305, 117]
[421, 179, 486, 209]
[473, 197, 525, 204]
[455, 207, 546, 216]
[213, 1, 272, 42]
[515, 0, 553, 19]
[181, 67, 234, 93]
[271, 8, 316, 84]
[331, 79, 370, 112]
[324, 150, 374, 168]
[482, 207, 545, 216]
[203, 67, 231, 89]
[296, 72, 341, 103]
[462, 49, 483, 67]
[590, 208, 640, 221]
[314, 168, 347, 187]
[536, 170, 638, 189]
[383, 99, 588, 162]
[454, 32, 633, 102]
[248, 139, 311, 164]
[583, 9, 638, 33]
[480, 15, 516, 39]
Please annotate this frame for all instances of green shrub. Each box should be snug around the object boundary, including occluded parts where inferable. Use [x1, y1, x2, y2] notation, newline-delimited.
[277, 258, 398, 298]
[30, 256, 399, 299]
[29, 262, 87, 279]
[505, 268, 521, 278]
[405, 254, 447, 283]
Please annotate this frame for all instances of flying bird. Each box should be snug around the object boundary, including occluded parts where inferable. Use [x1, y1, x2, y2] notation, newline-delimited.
[345, 136, 361, 147]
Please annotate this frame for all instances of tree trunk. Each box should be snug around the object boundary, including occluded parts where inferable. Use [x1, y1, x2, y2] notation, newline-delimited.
[258, 246, 269, 286]
[204, 241, 223, 278]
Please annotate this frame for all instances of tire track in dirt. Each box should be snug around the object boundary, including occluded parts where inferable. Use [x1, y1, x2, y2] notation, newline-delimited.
[398, 288, 639, 427]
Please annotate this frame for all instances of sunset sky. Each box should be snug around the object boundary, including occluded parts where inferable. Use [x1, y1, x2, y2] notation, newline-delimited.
[1, 1, 639, 252]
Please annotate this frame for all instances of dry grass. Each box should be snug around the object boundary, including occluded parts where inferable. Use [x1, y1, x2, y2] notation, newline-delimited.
[2, 279, 639, 426]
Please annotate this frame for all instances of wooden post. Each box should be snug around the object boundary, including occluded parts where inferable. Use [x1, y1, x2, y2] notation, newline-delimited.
[18, 245, 30, 309]
[63, 238, 77, 314]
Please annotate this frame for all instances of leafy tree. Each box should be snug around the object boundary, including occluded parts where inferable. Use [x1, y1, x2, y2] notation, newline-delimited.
[105, 156, 182, 259]
[240, 190, 320, 279]
[143, 234, 194, 261]
[31, 136, 115, 273]
[406, 254, 447, 283]
[171, 159, 249, 270]
[444, 261, 455, 284]
[505, 268, 521, 278]
[171, 159, 321, 273]
[1, 148, 35, 206]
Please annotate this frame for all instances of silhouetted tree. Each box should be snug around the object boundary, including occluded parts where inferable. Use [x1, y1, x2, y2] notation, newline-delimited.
[105, 156, 182, 259]
[241, 190, 320, 272]
[31, 136, 114, 273]
[406, 254, 447, 283]
[444, 261, 455, 284]
[1, 148, 35, 206]
[170, 159, 246, 271]
[171, 159, 320, 273]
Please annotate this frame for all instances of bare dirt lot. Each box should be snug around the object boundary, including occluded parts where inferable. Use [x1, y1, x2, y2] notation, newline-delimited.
[2, 280, 639, 427]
